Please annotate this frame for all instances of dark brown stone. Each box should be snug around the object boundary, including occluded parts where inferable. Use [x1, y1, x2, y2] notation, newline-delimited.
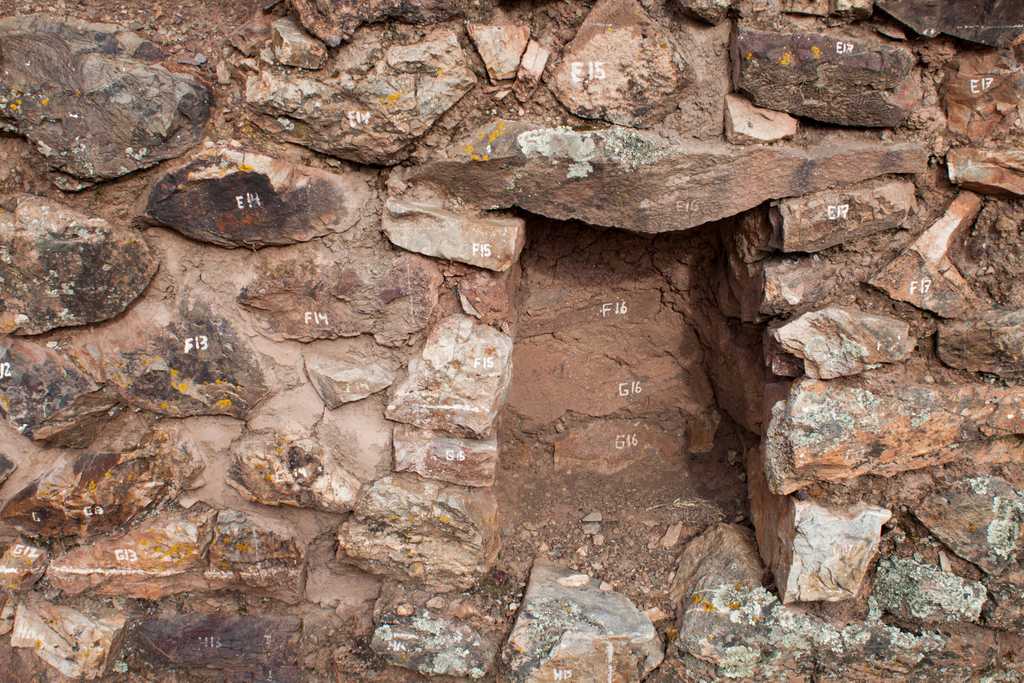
[876, 0, 1024, 47]
[939, 308, 1024, 377]
[0, 453, 14, 488]
[144, 146, 374, 248]
[204, 510, 306, 604]
[732, 29, 919, 127]
[0, 15, 210, 188]
[289, 0, 470, 47]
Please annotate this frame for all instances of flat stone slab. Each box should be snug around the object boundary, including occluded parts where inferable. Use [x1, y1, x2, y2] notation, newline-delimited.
[939, 308, 1024, 377]
[392, 424, 498, 487]
[11, 596, 126, 680]
[948, 149, 1024, 197]
[876, 0, 1024, 47]
[290, 0, 469, 47]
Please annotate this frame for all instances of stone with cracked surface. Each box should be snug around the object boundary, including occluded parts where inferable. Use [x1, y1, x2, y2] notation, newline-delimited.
[873, 556, 987, 624]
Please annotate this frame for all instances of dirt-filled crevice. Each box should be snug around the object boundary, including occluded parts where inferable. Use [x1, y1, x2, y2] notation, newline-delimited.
[494, 213, 765, 615]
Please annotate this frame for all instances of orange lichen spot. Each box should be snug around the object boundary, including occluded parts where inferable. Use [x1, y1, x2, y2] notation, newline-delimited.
[215, 398, 233, 409]
[810, 45, 822, 59]
[779, 51, 793, 66]
[728, 600, 741, 610]
[9, 100, 21, 111]
[691, 594, 702, 604]
[745, 51, 753, 61]
[382, 92, 401, 106]
[702, 602, 716, 613]
[40, 97, 48, 106]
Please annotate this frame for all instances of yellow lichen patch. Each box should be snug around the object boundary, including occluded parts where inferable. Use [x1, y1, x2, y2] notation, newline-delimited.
[437, 514, 451, 524]
[702, 602, 716, 613]
[214, 378, 226, 385]
[215, 398, 233, 410]
[176, 382, 189, 394]
[435, 67, 445, 77]
[40, 97, 48, 106]
[728, 600, 741, 610]
[691, 594, 702, 604]
[463, 143, 475, 156]
[779, 51, 793, 66]
[159, 401, 170, 410]
[810, 45, 822, 59]
[9, 100, 20, 111]
[745, 51, 754, 61]
[169, 368, 179, 378]
[487, 120, 506, 145]
[382, 92, 402, 106]
[238, 164, 254, 172]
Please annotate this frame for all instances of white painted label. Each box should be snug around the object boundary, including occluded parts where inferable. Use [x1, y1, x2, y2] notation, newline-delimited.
[676, 199, 700, 212]
[618, 381, 642, 398]
[472, 243, 493, 258]
[827, 204, 850, 220]
[571, 61, 606, 84]
[114, 548, 139, 562]
[235, 192, 262, 210]
[347, 110, 371, 127]
[12, 544, 41, 559]
[970, 77, 995, 94]
[599, 301, 628, 317]
[836, 41, 854, 54]
[554, 670, 574, 681]
[184, 336, 208, 354]
[0, 362, 10, 378]
[199, 636, 223, 649]
[30, 512, 41, 522]
[473, 357, 495, 370]
[304, 311, 330, 326]
[909, 278, 932, 295]
[614, 433, 639, 450]
[391, 642, 408, 652]
[443, 448, 466, 462]
[83, 505, 104, 517]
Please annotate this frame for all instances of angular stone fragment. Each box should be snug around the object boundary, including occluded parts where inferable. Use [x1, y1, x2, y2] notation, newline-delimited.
[1, 433, 201, 539]
[387, 314, 513, 437]
[983, 572, 1024, 630]
[337, 474, 499, 591]
[553, 419, 686, 475]
[304, 342, 399, 408]
[769, 306, 915, 379]
[238, 247, 441, 346]
[724, 94, 798, 145]
[944, 52, 1023, 142]
[548, 0, 690, 127]
[502, 561, 663, 682]
[467, 23, 530, 82]
[770, 178, 917, 253]
[876, 0, 1024, 47]
[939, 309, 1024, 377]
[246, 28, 475, 165]
[0, 15, 210, 188]
[0, 338, 115, 446]
[371, 595, 498, 679]
[514, 40, 550, 101]
[870, 192, 982, 318]
[0, 540, 48, 590]
[204, 510, 306, 604]
[783, 0, 829, 15]
[917, 476, 1024, 575]
[672, 526, 945, 680]
[47, 507, 216, 599]
[290, 0, 469, 47]
[677, 0, 733, 25]
[764, 377, 1024, 494]
[272, 17, 326, 69]
[732, 29, 918, 127]
[0, 453, 14, 487]
[0, 194, 157, 335]
[131, 614, 301, 678]
[403, 121, 927, 233]
[830, 0, 873, 18]
[668, 523, 763, 606]
[228, 428, 364, 513]
[144, 146, 373, 248]
[948, 149, 1024, 197]
[383, 198, 526, 272]
[11, 596, 126, 680]
[873, 556, 987, 624]
[392, 424, 498, 487]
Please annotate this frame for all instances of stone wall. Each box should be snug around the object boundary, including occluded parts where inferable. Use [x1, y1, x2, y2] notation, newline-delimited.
[0, 0, 1023, 680]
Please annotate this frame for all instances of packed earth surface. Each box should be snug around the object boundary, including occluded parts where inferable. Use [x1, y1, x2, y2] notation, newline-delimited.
[1, 0, 1024, 681]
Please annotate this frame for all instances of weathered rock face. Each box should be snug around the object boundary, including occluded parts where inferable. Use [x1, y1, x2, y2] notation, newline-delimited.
[228, 426, 365, 513]
[0, 15, 210, 188]
[732, 29, 919, 127]
[764, 377, 1024, 494]
[668, 523, 763, 606]
[0, 194, 157, 335]
[768, 306, 915, 379]
[245, 28, 476, 165]
[916, 476, 1024, 576]
[204, 509, 306, 604]
[144, 146, 374, 248]
[337, 474, 500, 590]
[304, 340, 400, 408]
[0, 453, 14, 487]
[502, 561, 664, 682]
[1, 433, 201, 538]
[870, 192, 982, 318]
[769, 178, 917, 253]
[515, 40, 550, 100]
[272, 17, 327, 70]
[290, 0, 469, 47]
[548, 0, 690, 128]
[467, 23, 530, 82]
[386, 314, 514, 438]
[47, 506, 216, 599]
[11, 596, 126, 680]
[672, 526, 945, 680]
[130, 614, 302, 679]
[0, 540, 48, 591]
[724, 94, 798, 145]
[948, 149, 1024, 197]
[383, 198, 526, 272]
[944, 52, 1023, 142]
[392, 424, 498, 487]
[938, 309, 1024, 377]
[0, 338, 115, 446]
[876, 0, 1024, 47]
[873, 556, 987, 624]
[238, 246, 442, 346]
[402, 121, 927, 233]
[678, 0, 733, 25]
